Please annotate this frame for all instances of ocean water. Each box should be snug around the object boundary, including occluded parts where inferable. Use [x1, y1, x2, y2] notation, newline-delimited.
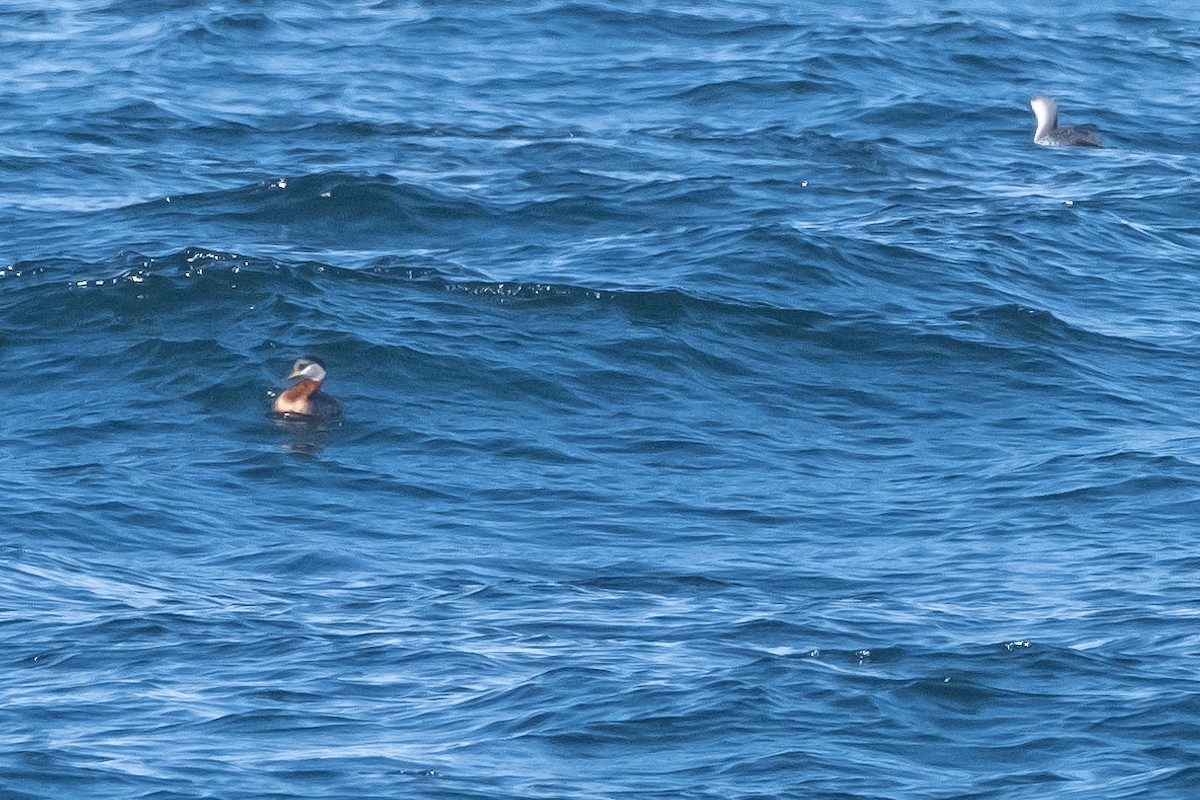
[3, 1, 1200, 797]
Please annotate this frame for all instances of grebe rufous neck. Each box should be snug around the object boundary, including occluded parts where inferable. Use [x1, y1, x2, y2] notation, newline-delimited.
[1030, 96, 1101, 147]
[273, 356, 343, 419]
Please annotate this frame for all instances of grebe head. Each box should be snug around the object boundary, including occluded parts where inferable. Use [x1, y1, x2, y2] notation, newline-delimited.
[1030, 96, 1059, 139]
[287, 356, 328, 383]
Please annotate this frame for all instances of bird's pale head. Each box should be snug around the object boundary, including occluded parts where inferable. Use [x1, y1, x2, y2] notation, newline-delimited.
[288, 356, 328, 383]
[1030, 96, 1059, 128]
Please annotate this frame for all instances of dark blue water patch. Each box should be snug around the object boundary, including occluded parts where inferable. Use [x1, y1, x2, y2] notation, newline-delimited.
[4, 249, 1193, 524]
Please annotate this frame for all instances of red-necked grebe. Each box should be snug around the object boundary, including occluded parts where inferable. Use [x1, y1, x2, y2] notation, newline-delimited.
[1030, 96, 1101, 147]
[273, 356, 343, 420]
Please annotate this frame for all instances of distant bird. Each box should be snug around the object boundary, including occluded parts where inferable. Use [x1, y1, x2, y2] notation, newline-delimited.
[272, 356, 343, 420]
[1030, 96, 1102, 147]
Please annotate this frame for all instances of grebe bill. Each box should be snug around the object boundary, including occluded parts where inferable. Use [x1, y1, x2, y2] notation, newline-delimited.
[1030, 96, 1101, 147]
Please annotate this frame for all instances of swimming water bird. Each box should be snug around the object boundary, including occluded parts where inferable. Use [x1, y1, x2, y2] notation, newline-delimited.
[272, 356, 343, 420]
[1030, 96, 1101, 147]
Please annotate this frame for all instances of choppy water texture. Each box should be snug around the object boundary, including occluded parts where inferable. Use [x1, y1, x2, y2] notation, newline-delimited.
[4, 1, 1200, 798]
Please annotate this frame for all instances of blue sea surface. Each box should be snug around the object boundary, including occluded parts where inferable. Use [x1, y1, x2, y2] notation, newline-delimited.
[4, 1, 1200, 798]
